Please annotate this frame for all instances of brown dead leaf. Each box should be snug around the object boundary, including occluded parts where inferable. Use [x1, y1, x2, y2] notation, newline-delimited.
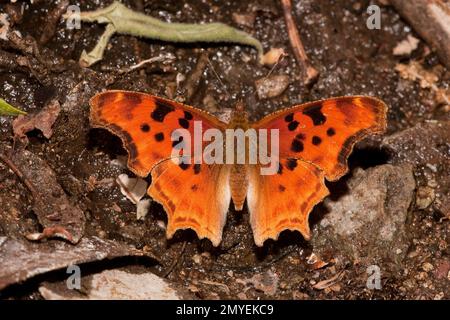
[12, 99, 60, 143]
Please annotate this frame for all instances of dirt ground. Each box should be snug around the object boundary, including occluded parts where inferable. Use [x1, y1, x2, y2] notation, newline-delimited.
[0, 0, 449, 300]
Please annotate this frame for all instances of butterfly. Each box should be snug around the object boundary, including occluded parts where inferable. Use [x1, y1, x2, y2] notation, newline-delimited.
[90, 91, 387, 246]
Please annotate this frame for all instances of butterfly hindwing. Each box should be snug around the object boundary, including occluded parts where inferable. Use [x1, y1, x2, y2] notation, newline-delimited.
[247, 159, 329, 246]
[149, 161, 231, 246]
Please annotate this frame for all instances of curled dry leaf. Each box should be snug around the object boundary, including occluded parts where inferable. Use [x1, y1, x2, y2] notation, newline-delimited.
[306, 252, 330, 270]
[255, 74, 290, 99]
[12, 99, 60, 142]
[116, 173, 148, 204]
[312, 271, 344, 290]
[136, 198, 151, 220]
[0, 13, 9, 41]
[395, 61, 438, 89]
[260, 47, 286, 66]
[393, 34, 420, 56]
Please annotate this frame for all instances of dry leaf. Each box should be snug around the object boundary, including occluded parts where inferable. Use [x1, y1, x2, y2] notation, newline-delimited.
[116, 173, 148, 204]
[393, 35, 420, 56]
[136, 199, 151, 220]
[260, 47, 285, 65]
[12, 99, 60, 142]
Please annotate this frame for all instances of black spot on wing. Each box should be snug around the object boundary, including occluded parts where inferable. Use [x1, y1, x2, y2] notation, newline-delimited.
[291, 139, 304, 152]
[327, 128, 336, 136]
[151, 99, 174, 122]
[154, 132, 164, 142]
[184, 111, 193, 120]
[193, 164, 201, 174]
[284, 113, 294, 122]
[288, 120, 299, 131]
[286, 159, 297, 171]
[278, 185, 286, 192]
[277, 163, 283, 175]
[140, 123, 150, 132]
[172, 135, 184, 148]
[312, 136, 322, 145]
[179, 162, 190, 170]
[178, 118, 190, 129]
[303, 104, 326, 126]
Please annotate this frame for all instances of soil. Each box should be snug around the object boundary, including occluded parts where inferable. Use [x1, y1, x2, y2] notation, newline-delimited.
[0, 0, 448, 300]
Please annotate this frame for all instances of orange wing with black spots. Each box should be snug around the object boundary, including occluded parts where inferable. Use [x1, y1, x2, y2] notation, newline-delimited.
[247, 159, 329, 246]
[249, 96, 387, 244]
[149, 160, 230, 246]
[90, 90, 226, 176]
[90, 90, 229, 244]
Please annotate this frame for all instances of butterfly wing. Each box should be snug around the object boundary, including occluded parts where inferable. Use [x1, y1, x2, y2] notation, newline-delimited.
[247, 159, 329, 246]
[249, 96, 387, 245]
[90, 90, 227, 176]
[149, 161, 230, 246]
[90, 90, 230, 245]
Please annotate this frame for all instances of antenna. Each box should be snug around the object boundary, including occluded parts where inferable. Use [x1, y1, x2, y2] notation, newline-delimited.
[206, 56, 232, 100]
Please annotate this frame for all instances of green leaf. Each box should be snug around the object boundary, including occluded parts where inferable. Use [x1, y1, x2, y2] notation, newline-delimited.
[76, 1, 264, 67]
[0, 98, 27, 116]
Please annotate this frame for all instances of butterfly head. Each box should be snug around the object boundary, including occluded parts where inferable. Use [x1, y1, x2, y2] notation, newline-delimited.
[229, 100, 249, 129]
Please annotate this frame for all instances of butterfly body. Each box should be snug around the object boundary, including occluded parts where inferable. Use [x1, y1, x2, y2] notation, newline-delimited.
[90, 91, 387, 246]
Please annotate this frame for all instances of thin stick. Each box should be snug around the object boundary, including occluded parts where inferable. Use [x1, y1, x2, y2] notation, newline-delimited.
[206, 57, 232, 100]
[0, 153, 38, 196]
[163, 241, 187, 278]
[280, 0, 319, 85]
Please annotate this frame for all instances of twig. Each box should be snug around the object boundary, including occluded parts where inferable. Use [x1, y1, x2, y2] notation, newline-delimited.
[183, 52, 209, 102]
[265, 51, 287, 78]
[163, 241, 187, 278]
[280, 0, 319, 85]
[206, 57, 232, 100]
[120, 54, 175, 74]
[39, 0, 69, 44]
[0, 153, 38, 197]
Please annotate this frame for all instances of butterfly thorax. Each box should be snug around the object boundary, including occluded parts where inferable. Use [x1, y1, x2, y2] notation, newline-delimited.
[227, 101, 250, 211]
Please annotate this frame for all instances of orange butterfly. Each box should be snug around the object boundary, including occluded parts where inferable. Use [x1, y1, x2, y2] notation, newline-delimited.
[90, 91, 387, 246]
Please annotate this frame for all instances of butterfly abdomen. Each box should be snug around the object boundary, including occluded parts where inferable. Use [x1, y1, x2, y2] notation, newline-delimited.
[229, 164, 248, 211]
